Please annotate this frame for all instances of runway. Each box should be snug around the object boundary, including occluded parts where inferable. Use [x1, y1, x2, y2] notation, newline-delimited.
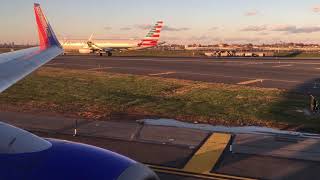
[47, 56, 320, 94]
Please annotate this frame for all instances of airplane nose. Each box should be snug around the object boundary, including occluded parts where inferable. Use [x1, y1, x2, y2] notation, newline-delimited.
[117, 163, 159, 180]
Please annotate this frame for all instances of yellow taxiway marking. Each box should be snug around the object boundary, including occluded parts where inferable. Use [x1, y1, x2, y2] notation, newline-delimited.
[237, 79, 263, 85]
[183, 133, 232, 174]
[148, 164, 255, 180]
[149, 71, 176, 76]
[272, 64, 293, 68]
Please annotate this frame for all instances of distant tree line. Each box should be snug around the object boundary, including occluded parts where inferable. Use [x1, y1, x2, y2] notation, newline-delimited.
[0, 42, 35, 48]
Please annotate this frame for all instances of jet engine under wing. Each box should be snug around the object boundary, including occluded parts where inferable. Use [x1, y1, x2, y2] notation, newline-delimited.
[0, 3, 63, 93]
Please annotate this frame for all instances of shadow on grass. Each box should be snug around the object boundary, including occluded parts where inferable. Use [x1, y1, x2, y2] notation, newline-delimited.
[261, 78, 320, 132]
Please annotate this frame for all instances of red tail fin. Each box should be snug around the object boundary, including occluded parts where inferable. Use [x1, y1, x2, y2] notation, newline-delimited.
[34, 3, 61, 50]
[138, 21, 164, 48]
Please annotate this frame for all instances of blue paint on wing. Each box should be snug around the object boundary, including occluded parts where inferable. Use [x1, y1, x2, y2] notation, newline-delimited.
[0, 139, 135, 180]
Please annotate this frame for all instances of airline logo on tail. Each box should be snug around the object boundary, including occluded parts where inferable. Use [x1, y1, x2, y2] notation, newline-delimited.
[34, 3, 61, 49]
[138, 21, 164, 48]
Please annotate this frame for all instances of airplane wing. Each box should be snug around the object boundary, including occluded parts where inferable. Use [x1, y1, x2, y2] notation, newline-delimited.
[0, 3, 63, 93]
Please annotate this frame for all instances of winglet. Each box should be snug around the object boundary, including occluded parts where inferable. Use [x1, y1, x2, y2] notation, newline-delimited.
[34, 3, 61, 50]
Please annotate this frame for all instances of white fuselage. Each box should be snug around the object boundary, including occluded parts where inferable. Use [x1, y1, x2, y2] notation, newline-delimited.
[61, 39, 140, 51]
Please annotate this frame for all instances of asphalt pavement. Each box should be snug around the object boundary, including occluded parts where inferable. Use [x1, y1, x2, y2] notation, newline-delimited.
[46, 55, 320, 94]
[2, 111, 320, 180]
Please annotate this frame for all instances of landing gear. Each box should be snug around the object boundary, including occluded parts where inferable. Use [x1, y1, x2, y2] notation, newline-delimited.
[96, 51, 112, 56]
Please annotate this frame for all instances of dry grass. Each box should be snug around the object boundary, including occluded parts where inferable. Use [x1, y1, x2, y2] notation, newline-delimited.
[0, 67, 317, 132]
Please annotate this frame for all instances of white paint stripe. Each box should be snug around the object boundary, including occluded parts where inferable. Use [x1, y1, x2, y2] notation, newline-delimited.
[87, 67, 113, 71]
[243, 62, 265, 65]
[45, 63, 65, 66]
[272, 64, 293, 68]
[47, 62, 302, 84]
[237, 79, 264, 85]
[149, 72, 176, 76]
[175, 72, 301, 83]
[266, 79, 300, 83]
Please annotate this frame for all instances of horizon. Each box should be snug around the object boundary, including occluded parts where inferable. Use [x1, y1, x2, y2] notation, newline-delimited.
[1, 0, 320, 44]
[2, 41, 320, 47]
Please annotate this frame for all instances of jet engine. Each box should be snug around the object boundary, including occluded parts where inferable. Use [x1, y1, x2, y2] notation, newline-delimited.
[0, 122, 159, 180]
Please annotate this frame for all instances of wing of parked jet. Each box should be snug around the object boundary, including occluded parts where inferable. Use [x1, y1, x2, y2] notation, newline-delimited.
[0, 3, 63, 93]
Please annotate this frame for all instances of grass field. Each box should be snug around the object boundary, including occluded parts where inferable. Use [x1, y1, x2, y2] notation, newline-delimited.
[0, 67, 318, 132]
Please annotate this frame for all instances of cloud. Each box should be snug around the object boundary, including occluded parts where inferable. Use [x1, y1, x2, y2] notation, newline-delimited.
[223, 37, 263, 43]
[241, 25, 268, 32]
[135, 24, 190, 31]
[271, 25, 320, 34]
[270, 25, 296, 32]
[104, 26, 112, 30]
[258, 32, 269, 36]
[209, 27, 219, 31]
[161, 36, 183, 41]
[162, 26, 190, 31]
[188, 35, 214, 41]
[244, 10, 258, 16]
[134, 24, 152, 30]
[120, 27, 132, 31]
[240, 24, 320, 34]
[312, 5, 320, 13]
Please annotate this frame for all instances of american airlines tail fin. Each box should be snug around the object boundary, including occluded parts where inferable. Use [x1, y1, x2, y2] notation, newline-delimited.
[34, 3, 61, 50]
[138, 21, 164, 48]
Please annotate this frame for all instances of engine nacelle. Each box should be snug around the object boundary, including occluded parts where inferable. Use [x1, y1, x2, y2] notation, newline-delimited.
[79, 48, 93, 54]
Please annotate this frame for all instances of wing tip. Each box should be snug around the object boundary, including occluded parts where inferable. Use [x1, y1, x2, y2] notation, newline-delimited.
[34, 3, 62, 49]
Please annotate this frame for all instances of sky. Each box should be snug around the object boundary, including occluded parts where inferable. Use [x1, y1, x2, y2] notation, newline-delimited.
[1, 0, 320, 44]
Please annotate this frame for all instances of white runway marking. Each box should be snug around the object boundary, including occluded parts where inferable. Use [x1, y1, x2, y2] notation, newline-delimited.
[272, 64, 293, 68]
[243, 62, 265, 65]
[45, 63, 65, 66]
[237, 79, 264, 85]
[149, 72, 176, 76]
[51, 63, 95, 68]
[176, 71, 301, 83]
[87, 67, 113, 71]
[48, 61, 302, 84]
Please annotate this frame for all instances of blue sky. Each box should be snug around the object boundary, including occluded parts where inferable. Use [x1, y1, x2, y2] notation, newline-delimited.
[1, 0, 320, 44]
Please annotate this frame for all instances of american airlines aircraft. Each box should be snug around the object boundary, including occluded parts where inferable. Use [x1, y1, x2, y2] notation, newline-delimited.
[0, 4, 158, 180]
[62, 21, 164, 56]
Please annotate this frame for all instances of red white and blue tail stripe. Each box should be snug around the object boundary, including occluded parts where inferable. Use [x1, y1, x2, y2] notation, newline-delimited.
[34, 3, 61, 50]
[0, 3, 63, 93]
[138, 21, 164, 48]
